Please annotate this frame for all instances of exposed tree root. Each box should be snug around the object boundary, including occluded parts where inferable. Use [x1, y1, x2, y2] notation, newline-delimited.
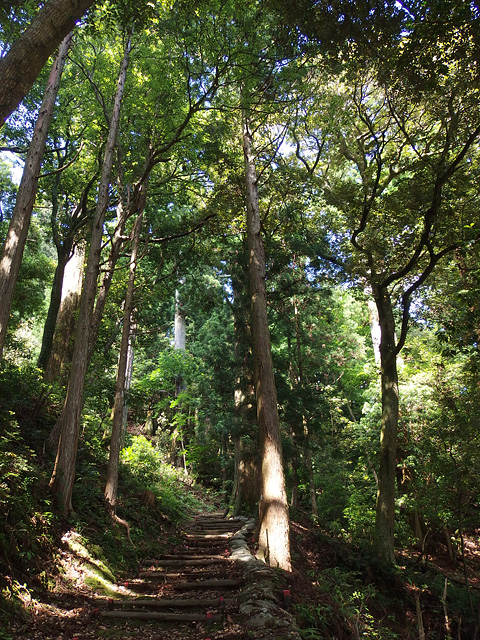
[105, 500, 134, 546]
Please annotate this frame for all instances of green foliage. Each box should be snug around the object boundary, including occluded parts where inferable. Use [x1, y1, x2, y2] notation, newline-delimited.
[1, 205, 55, 360]
[120, 435, 202, 521]
[184, 441, 222, 484]
[295, 567, 400, 640]
[136, 348, 200, 396]
[0, 366, 56, 570]
[120, 434, 163, 484]
[0, 157, 17, 224]
[2, 4, 480, 636]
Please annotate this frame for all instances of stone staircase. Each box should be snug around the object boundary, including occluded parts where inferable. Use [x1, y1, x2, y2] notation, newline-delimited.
[96, 513, 254, 638]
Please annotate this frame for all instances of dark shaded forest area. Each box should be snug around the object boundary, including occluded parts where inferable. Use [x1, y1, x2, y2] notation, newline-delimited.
[1, 1, 480, 638]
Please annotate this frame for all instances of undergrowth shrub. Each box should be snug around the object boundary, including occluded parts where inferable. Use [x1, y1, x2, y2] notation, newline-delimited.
[0, 364, 56, 568]
[0, 421, 55, 558]
[120, 435, 202, 522]
[294, 567, 400, 640]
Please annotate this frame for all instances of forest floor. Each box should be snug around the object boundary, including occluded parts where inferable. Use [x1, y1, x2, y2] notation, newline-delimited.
[288, 516, 480, 639]
[3, 512, 480, 640]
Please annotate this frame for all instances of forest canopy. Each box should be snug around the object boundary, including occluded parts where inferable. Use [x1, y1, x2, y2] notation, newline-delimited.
[1, 0, 480, 637]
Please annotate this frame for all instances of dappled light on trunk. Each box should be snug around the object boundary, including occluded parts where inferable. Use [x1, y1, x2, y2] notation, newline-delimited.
[243, 112, 291, 572]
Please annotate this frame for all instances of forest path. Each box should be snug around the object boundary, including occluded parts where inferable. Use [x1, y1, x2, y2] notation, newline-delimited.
[95, 512, 253, 639]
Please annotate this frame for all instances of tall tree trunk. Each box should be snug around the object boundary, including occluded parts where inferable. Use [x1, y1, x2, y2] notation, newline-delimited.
[290, 427, 299, 511]
[0, 0, 94, 127]
[45, 242, 84, 382]
[374, 286, 399, 564]
[0, 33, 72, 361]
[174, 280, 186, 396]
[88, 181, 128, 361]
[37, 241, 73, 370]
[243, 115, 291, 572]
[365, 286, 381, 366]
[174, 285, 186, 352]
[122, 323, 135, 438]
[231, 437, 244, 516]
[49, 34, 132, 515]
[39, 173, 95, 372]
[287, 334, 300, 512]
[173, 277, 187, 470]
[105, 210, 143, 513]
[304, 418, 318, 518]
[229, 247, 258, 516]
[291, 296, 317, 517]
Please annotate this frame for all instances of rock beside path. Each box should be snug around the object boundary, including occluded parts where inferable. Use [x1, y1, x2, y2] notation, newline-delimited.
[231, 518, 302, 640]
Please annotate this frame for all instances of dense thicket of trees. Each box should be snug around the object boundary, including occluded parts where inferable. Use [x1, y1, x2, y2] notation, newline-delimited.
[1, 0, 480, 595]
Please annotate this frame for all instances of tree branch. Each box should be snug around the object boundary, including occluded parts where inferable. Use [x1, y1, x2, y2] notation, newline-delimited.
[147, 213, 216, 244]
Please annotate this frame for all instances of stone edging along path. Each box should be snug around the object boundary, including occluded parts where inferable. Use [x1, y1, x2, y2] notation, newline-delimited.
[229, 517, 302, 640]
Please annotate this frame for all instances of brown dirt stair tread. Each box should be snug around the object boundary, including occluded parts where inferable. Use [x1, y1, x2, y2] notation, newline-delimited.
[139, 568, 239, 580]
[101, 610, 224, 622]
[190, 523, 240, 527]
[173, 578, 243, 590]
[142, 551, 227, 556]
[96, 596, 236, 607]
[140, 557, 231, 568]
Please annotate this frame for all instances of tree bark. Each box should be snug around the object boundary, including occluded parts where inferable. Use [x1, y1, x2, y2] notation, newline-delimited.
[45, 243, 84, 382]
[229, 247, 258, 516]
[174, 281, 186, 397]
[39, 174, 94, 372]
[122, 324, 135, 438]
[105, 210, 143, 512]
[374, 286, 399, 564]
[292, 296, 317, 517]
[49, 34, 132, 515]
[304, 418, 318, 518]
[0, 32, 72, 362]
[174, 285, 186, 351]
[243, 115, 291, 572]
[366, 288, 381, 366]
[88, 185, 128, 361]
[0, 0, 94, 128]
[37, 241, 73, 371]
[290, 430, 299, 511]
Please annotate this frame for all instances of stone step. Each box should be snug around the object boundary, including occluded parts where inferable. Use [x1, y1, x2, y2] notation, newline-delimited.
[184, 542, 231, 549]
[135, 568, 241, 584]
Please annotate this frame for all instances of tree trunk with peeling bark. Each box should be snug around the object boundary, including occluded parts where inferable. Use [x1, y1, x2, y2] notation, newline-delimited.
[49, 34, 132, 515]
[0, 0, 94, 127]
[0, 33, 72, 362]
[243, 115, 291, 572]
